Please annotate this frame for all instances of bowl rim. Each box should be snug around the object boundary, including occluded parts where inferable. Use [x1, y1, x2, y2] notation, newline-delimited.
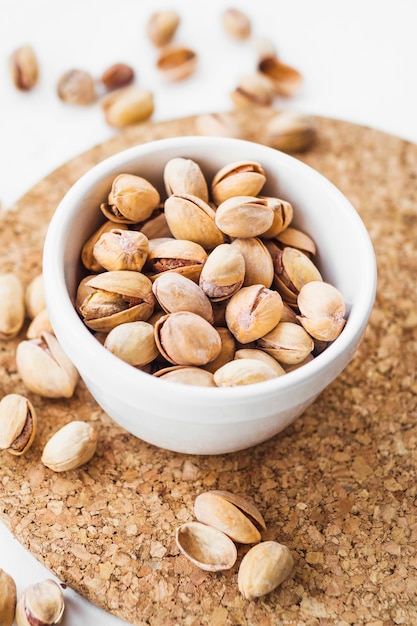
[43, 135, 377, 407]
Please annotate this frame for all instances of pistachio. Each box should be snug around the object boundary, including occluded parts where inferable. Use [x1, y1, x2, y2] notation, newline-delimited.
[41, 420, 97, 472]
[199, 243, 245, 301]
[25, 273, 45, 319]
[104, 321, 158, 367]
[234, 348, 286, 376]
[163, 158, 209, 203]
[154, 366, 216, 387]
[230, 237, 274, 288]
[195, 112, 243, 139]
[164, 193, 225, 249]
[0, 568, 16, 626]
[156, 46, 197, 81]
[275, 226, 317, 257]
[297, 281, 346, 341]
[202, 327, 236, 374]
[15, 579, 64, 626]
[145, 238, 207, 282]
[134, 207, 173, 240]
[101, 63, 134, 90]
[0, 273, 25, 339]
[152, 272, 213, 322]
[258, 55, 303, 97]
[230, 72, 275, 108]
[57, 68, 95, 105]
[222, 8, 251, 40]
[146, 10, 180, 47]
[194, 490, 265, 544]
[238, 541, 294, 600]
[77, 270, 155, 332]
[262, 110, 317, 153]
[101, 86, 154, 127]
[93, 228, 149, 272]
[257, 321, 314, 365]
[102, 173, 160, 224]
[9, 44, 38, 91]
[26, 308, 53, 339]
[211, 161, 266, 205]
[155, 311, 221, 366]
[0, 393, 37, 456]
[266, 243, 322, 305]
[176, 521, 237, 571]
[225, 284, 283, 344]
[215, 196, 274, 239]
[81, 220, 117, 271]
[214, 358, 279, 386]
[253, 37, 277, 62]
[16, 331, 79, 398]
[260, 197, 294, 238]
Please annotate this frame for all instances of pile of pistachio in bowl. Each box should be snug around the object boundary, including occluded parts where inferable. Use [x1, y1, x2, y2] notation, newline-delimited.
[77, 157, 346, 387]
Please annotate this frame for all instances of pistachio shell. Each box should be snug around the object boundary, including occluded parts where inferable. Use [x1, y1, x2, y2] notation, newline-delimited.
[26, 308, 53, 339]
[262, 110, 317, 153]
[260, 197, 294, 238]
[145, 239, 207, 282]
[146, 10, 180, 47]
[194, 490, 262, 543]
[176, 521, 237, 571]
[41, 421, 97, 472]
[238, 541, 294, 600]
[25, 273, 45, 319]
[297, 281, 346, 341]
[81, 220, 116, 271]
[15, 579, 64, 626]
[154, 366, 216, 386]
[215, 196, 274, 239]
[257, 321, 314, 365]
[163, 158, 209, 202]
[93, 228, 149, 272]
[0, 273, 25, 339]
[155, 312, 221, 366]
[104, 321, 158, 366]
[222, 8, 251, 40]
[156, 46, 197, 81]
[231, 237, 274, 288]
[214, 358, 278, 387]
[202, 327, 236, 374]
[230, 72, 274, 108]
[266, 244, 322, 305]
[211, 161, 266, 205]
[103, 173, 160, 223]
[275, 226, 317, 256]
[225, 284, 283, 344]
[258, 55, 303, 97]
[152, 272, 213, 322]
[234, 348, 286, 376]
[0, 393, 37, 456]
[199, 243, 245, 301]
[101, 87, 154, 128]
[164, 193, 225, 249]
[0, 568, 16, 626]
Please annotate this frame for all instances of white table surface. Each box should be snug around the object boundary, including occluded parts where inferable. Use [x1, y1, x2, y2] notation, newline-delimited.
[0, 1, 416, 624]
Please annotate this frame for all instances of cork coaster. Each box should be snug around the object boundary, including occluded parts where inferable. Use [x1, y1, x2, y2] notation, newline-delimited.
[1, 110, 417, 625]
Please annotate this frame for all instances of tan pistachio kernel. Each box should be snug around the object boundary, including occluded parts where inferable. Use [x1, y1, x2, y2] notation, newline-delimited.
[57, 68, 96, 105]
[176, 521, 237, 571]
[9, 44, 38, 91]
[0, 568, 17, 626]
[0, 393, 37, 456]
[15, 578, 64, 626]
[41, 420, 97, 472]
[0, 273, 25, 339]
[238, 541, 294, 600]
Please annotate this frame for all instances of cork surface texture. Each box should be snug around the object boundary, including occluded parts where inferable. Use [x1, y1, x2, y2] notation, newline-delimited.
[1, 110, 416, 625]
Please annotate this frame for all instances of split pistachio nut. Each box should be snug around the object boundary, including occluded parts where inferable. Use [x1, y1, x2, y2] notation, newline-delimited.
[164, 193, 225, 250]
[199, 243, 245, 301]
[101, 86, 154, 127]
[230, 237, 274, 288]
[225, 284, 283, 344]
[41, 420, 97, 472]
[257, 321, 315, 365]
[297, 280, 346, 341]
[16, 332, 79, 398]
[238, 541, 294, 600]
[0, 273, 25, 339]
[163, 157, 209, 203]
[0, 393, 37, 456]
[102, 173, 160, 224]
[156, 46, 198, 82]
[152, 272, 213, 322]
[215, 195, 274, 239]
[146, 10, 180, 47]
[0, 568, 16, 626]
[15, 579, 64, 626]
[211, 160, 266, 205]
[176, 521, 237, 571]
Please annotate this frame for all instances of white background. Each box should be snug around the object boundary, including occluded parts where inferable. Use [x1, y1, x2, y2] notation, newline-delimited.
[0, 1, 416, 624]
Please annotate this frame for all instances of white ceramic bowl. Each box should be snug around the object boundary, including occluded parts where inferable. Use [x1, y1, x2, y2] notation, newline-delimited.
[43, 136, 376, 455]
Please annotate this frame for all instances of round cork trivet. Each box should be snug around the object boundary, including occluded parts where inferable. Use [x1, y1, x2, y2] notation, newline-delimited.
[1, 110, 417, 625]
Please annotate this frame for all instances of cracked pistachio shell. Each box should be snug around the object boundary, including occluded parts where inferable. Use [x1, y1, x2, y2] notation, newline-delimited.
[9, 44, 38, 91]
[93, 228, 149, 272]
[145, 239, 207, 282]
[238, 541, 294, 600]
[102, 173, 160, 224]
[230, 72, 275, 108]
[257, 321, 314, 365]
[262, 110, 317, 153]
[81, 220, 116, 271]
[104, 321, 158, 366]
[155, 311, 221, 366]
[146, 10, 180, 47]
[101, 86, 154, 127]
[225, 284, 283, 344]
[215, 196, 274, 239]
[154, 365, 216, 387]
[234, 348, 286, 376]
[275, 226, 317, 257]
[266, 243, 322, 305]
[152, 272, 213, 322]
[156, 46, 197, 81]
[0, 393, 37, 456]
[230, 237, 274, 288]
[202, 327, 236, 374]
[0, 568, 16, 626]
[163, 158, 209, 203]
[194, 490, 265, 544]
[42, 421, 97, 472]
[16, 332, 79, 398]
[164, 193, 225, 249]
[16, 579, 64, 626]
[176, 521, 237, 572]
[77, 270, 155, 332]
[25, 273, 45, 319]
[214, 358, 279, 387]
[258, 55, 303, 97]
[0, 273, 25, 339]
[260, 197, 294, 238]
[297, 281, 346, 341]
[199, 243, 245, 301]
[211, 161, 266, 205]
